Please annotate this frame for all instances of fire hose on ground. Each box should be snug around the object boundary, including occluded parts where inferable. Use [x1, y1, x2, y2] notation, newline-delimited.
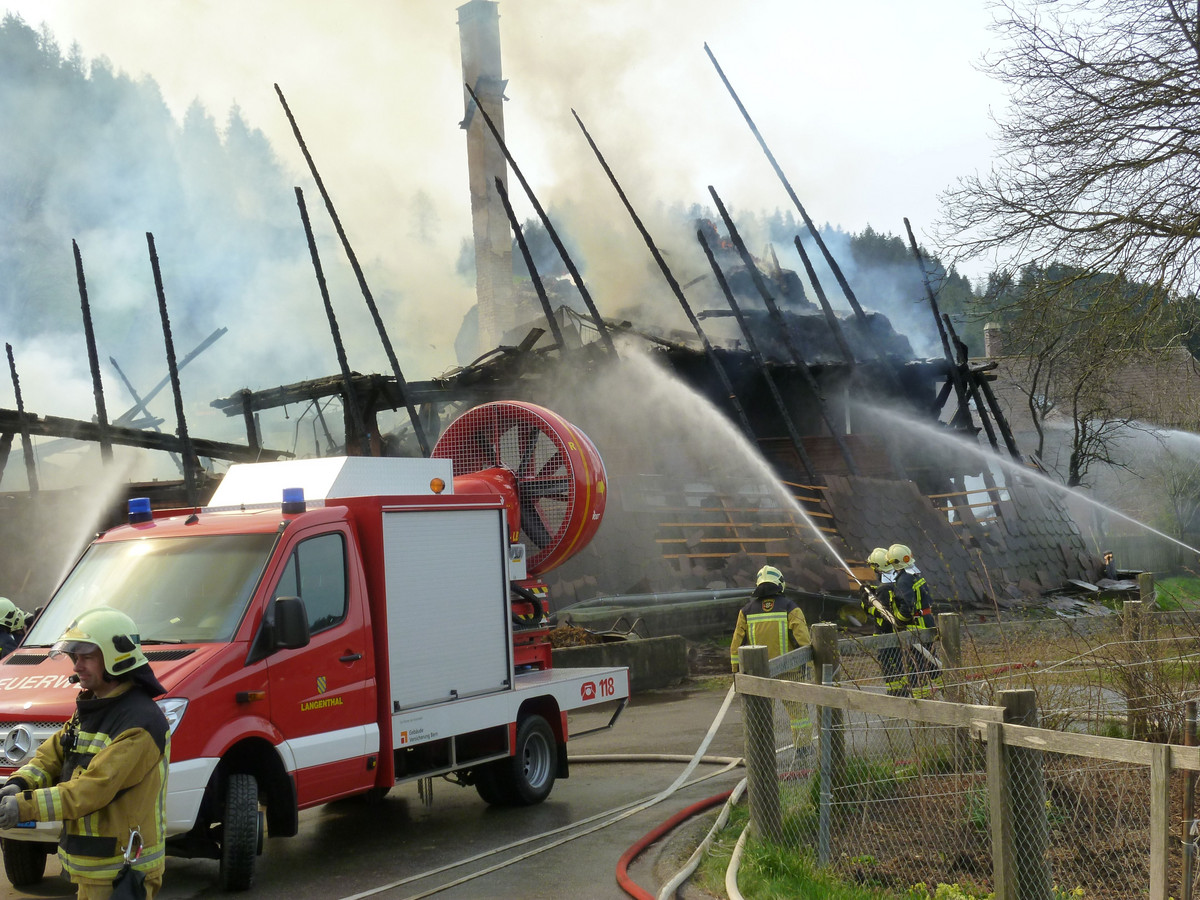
[335, 684, 744, 900]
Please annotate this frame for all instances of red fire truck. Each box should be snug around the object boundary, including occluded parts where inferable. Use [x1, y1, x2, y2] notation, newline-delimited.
[0, 401, 628, 891]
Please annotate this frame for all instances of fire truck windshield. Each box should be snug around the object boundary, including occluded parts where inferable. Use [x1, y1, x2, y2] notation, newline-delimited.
[24, 533, 278, 647]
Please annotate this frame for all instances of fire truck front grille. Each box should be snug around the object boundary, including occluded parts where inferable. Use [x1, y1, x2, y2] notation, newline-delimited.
[0, 722, 61, 730]
[2, 654, 47, 665]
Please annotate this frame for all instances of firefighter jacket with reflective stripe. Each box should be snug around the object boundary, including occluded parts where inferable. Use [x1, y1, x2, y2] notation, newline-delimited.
[7, 681, 169, 887]
[862, 572, 914, 633]
[894, 568, 934, 629]
[730, 596, 811, 671]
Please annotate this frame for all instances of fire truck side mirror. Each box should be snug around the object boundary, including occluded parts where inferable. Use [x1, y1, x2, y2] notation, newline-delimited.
[248, 596, 311, 663]
[272, 596, 311, 651]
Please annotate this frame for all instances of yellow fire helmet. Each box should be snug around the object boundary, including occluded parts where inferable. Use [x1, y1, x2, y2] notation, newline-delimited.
[0, 597, 22, 631]
[755, 565, 785, 590]
[51, 606, 149, 676]
[867, 548, 891, 573]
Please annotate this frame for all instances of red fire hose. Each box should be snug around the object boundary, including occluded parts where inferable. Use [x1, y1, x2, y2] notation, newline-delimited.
[615, 789, 734, 900]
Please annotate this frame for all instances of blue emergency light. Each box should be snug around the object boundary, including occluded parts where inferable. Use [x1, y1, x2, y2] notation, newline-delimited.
[281, 487, 306, 515]
[128, 497, 153, 525]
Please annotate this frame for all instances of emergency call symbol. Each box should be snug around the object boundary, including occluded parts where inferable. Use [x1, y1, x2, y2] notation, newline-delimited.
[581, 677, 617, 702]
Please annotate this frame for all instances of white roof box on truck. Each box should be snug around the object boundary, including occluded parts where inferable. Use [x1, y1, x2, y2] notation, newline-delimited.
[207, 456, 455, 508]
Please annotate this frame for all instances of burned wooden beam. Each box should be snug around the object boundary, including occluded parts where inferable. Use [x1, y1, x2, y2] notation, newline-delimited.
[697, 227, 816, 479]
[0, 409, 287, 463]
[465, 82, 616, 355]
[294, 187, 372, 456]
[903, 218, 975, 434]
[146, 232, 200, 506]
[73, 240, 112, 463]
[111, 328, 226, 427]
[275, 84, 432, 457]
[708, 186, 860, 475]
[570, 109, 757, 444]
[5, 344, 38, 493]
[495, 177, 566, 350]
[704, 43, 868, 322]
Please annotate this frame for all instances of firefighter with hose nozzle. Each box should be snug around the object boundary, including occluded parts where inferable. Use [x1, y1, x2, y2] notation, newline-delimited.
[730, 565, 814, 767]
[887, 542, 942, 698]
[859, 548, 910, 696]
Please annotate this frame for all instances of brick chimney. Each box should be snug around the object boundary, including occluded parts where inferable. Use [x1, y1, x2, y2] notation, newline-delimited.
[458, 0, 513, 354]
[984, 321, 1003, 358]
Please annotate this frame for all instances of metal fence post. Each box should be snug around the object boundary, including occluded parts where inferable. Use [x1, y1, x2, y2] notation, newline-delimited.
[741, 645, 781, 841]
[818, 662, 833, 866]
[999, 688, 1052, 900]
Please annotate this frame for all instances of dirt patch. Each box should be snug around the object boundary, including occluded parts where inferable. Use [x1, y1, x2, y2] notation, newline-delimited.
[687, 640, 732, 676]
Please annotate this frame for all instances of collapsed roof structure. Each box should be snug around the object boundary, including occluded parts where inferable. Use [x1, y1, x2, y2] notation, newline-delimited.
[0, 0, 1098, 615]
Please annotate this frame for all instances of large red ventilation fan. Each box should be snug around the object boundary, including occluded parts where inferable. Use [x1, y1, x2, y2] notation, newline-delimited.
[432, 401, 607, 576]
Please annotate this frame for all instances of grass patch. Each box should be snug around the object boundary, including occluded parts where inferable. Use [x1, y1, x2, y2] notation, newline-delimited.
[694, 805, 928, 899]
[1153, 575, 1200, 610]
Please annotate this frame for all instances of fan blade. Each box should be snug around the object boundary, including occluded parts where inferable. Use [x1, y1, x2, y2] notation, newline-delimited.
[521, 497, 554, 548]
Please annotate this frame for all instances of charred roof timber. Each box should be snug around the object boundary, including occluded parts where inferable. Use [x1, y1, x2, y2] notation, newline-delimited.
[1, 0, 1101, 621]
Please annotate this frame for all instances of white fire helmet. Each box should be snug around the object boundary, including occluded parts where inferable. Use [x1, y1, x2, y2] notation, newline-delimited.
[887, 543, 914, 570]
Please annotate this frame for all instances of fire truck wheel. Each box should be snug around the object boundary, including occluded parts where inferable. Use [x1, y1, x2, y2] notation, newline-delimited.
[0, 838, 47, 887]
[508, 714, 557, 806]
[218, 773, 261, 892]
[473, 763, 508, 806]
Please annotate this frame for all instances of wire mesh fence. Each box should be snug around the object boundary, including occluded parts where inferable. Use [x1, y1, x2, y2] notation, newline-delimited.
[734, 612, 1200, 900]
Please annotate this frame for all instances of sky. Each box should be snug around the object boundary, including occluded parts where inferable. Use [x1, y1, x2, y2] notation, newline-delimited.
[2, 0, 1010, 483]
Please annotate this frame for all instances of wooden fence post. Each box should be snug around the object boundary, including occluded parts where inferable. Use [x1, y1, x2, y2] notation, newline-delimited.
[810, 623, 843, 781]
[986, 720, 1015, 900]
[740, 645, 781, 841]
[1138, 571, 1156, 606]
[1124, 599, 1147, 740]
[1150, 743, 1170, 900]
[939, 612, 971, 763]
[998, 689, 1052, 900]
[1184, 700, 1197, 900]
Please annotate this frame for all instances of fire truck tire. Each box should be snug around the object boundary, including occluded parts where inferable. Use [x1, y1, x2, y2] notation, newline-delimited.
[218, 773, 261, 892]
[0, 838, 47, 886]
[474, 715, 557, 806]
[507, 714, 557, 806]
[472, 764, 508, 806]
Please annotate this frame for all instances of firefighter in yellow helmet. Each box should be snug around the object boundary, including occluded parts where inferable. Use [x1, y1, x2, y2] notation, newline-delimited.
[730, 565, 813, 767]
[887, 542, 942, 698]
[0, 597, 26, 658]
[0, 607, 170, 899]
[859, 548, 908, 695]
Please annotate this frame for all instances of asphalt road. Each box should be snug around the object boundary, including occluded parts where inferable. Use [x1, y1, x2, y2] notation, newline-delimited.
[0, 680, 745, 900]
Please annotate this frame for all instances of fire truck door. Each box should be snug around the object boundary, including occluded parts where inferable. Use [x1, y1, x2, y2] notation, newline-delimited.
[265, 528, 376, 803]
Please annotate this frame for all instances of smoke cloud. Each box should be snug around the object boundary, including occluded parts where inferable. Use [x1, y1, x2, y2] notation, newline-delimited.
[1, 1, 1001, 489]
